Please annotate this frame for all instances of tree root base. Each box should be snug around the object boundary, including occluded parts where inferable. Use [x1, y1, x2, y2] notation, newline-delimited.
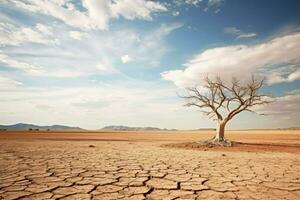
[204, 138, 236, 147]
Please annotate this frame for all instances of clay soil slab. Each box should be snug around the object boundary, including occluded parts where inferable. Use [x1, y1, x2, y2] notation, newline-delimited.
[163, 142, 300, 154]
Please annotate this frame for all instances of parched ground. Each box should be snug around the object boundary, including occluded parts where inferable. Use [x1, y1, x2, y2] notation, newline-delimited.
[0, 131, 300, 200]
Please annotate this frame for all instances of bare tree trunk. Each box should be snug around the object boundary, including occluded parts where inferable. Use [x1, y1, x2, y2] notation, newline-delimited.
[205, 120, 232, 146]
[214, 121, 226, 141]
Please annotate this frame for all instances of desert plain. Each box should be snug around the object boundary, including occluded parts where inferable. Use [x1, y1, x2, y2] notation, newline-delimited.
[0, 130, 299, 200]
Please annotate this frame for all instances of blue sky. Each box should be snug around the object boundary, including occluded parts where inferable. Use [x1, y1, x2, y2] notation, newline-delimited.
[0, 0, 300, 129]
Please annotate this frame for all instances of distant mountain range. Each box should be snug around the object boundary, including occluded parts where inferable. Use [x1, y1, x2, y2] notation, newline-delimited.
[101, 125, 177, 131]
[278, 127, 300, 130]
[0, 123, 84, 131]
[1, 123, 299, 132]
[0, 123, 176, 132]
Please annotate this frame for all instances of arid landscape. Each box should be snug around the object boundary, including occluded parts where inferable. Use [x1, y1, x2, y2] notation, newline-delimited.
[0, 130, 299, 200]
[1, 0, 300, 199]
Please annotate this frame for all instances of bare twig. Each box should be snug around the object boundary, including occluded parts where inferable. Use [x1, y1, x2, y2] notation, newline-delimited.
[181, 75, 273, 122]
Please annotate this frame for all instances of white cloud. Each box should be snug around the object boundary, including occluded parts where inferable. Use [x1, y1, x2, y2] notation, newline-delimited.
[0, 75, 22, 89]
[0, 23, 58, 46]
[172, 11, 180, 16]
[173, 0, 202, 7]
[172, 0, 225, 14]
[69, 31, 87, 40]
[287, 89, 300, 95]
[44, 70, 83, 78]
[110, 0, 167, 20]
[0, 53, 42, 74]
[121, 55, 132, 63]
[88, 23, 182, 68]
[96, 63, 110, 72]
[8, 0, 167, 30]
[35, 23, 53, 36]
[0, 22, 181, 82]
[95, 56, 118, 73]
[255, 94, 300, 117]
[188, 0, 202, 6]
[224, 27, 257, 39]
[237, 33, 257, 39]
[267, 69, 300, 84]
[134, 23, 183, 65]
[288, 68, 300, 82]
[0, 53, 83, 78]
[204, 0, 224, 12]
[208, 0, 224, 7]
[162, 32, 300, 87]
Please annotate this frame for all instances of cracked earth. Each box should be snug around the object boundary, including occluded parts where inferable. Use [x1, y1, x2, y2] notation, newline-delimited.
[0, 139, 299, 200]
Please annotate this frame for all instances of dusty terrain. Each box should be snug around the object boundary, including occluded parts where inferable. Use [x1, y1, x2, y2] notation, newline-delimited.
[0, 130, 299, 200]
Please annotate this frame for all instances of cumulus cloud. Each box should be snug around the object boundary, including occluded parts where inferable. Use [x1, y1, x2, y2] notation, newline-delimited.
[109, 0, 167, 20]
[162, 32, 300, 87]
[267, 68, 300, 85]
[224, 27, 257, 39]
[0, 23, 58, 46]
[0, 22, 181, 82]
[121, 55, 132, 63]
[69, 31, 87, 40]
[7, 0, 167, 30]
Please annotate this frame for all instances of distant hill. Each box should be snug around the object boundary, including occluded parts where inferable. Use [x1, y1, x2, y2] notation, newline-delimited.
[278, 127, 300, 130]
[101, 125, 177, 131]
[0, 123, 84, 131]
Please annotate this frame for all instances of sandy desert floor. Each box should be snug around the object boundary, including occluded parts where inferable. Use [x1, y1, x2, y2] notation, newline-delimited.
[0, 130, 299, 200]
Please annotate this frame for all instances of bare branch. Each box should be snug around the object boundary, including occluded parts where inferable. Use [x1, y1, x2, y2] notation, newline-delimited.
[180, 75, 274, 123]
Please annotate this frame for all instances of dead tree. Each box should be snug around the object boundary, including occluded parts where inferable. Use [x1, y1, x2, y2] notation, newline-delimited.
[181, 76, 273, 146]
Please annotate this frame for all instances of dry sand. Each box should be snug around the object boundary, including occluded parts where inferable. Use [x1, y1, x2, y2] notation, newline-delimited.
[0, 130, 299, 199]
